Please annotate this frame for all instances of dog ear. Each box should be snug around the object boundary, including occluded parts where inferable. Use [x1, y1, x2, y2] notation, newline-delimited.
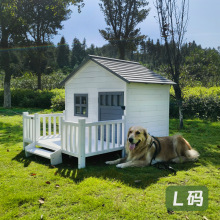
[143, 128, 148, 139]
[127, 126, 133, 137]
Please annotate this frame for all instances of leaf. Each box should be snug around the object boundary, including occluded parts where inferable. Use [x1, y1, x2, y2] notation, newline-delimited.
[31, 173, 36, 176]
[38, 198, 45, 204]
[45, 181, 51, 184]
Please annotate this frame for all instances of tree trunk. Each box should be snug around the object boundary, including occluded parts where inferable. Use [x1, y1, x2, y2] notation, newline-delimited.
[118, 42, 126, 60]
[173, 83, 183, 129]
[4, 73, 12, 108]
[37, 50, 42, 90]
[1, 29, 12, 108]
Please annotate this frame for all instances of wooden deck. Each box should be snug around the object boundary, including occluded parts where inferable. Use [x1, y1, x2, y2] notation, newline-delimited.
[23, 112, 125, 168]
[36, 135, 124, 157]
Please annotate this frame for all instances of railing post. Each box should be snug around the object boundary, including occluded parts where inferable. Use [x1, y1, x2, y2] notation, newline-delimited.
[61, 118, 65, 150]
[23, 112, 28, 149]
[63, 110, 66, 120]
[34, 113, 40, 141]
[78, 119, 86, 169]
[122, 115, 126, 158]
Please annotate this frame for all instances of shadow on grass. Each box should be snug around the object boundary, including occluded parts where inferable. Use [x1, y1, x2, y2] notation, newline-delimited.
[56, 152, 202, 189]
[11, 118, 219, 189]
[12, 149, 200, 189]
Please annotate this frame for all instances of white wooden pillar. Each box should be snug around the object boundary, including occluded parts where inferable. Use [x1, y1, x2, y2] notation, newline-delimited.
[122, 115, 126, 158]
[34, 113, 40, 141]
[78, 119, 86, 169]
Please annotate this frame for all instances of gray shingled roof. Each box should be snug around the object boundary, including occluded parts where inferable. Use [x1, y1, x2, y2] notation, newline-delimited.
[61, 55, 175, 85]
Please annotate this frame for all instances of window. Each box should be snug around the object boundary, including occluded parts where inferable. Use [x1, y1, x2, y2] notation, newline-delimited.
[74, 94, 88, 117]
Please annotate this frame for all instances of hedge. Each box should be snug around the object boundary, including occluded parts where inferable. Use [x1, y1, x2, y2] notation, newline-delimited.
[170, 87, 220, 121]
[0, 89, 65, 111]
[1, 87, 219, 121]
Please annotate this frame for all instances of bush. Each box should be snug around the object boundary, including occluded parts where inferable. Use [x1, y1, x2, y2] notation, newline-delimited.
[11, 72, 66, 90]
[51, 89, 65, 111]
[170, 87, 220, 121]
[0, 89, 65, 110]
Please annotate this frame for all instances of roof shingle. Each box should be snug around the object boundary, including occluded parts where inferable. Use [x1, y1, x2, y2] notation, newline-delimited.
[61, 55, 176, 85]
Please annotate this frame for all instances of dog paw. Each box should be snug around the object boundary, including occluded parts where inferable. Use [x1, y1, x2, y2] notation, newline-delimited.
[116, 164, 124, 168]
[105, 161, 113, 165]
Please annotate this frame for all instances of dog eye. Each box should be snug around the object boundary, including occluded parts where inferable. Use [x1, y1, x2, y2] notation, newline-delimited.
[136, 131, 140, 135]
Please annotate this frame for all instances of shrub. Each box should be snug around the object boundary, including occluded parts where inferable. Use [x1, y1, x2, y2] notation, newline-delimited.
[51, 89, 65, 111]
[0, 89, 65, 110]
[170, 87, 220, 121]
[11, 72, 66, 90]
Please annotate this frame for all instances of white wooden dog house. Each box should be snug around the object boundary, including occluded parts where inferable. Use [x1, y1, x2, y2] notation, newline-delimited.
[23, 55, 175, 169]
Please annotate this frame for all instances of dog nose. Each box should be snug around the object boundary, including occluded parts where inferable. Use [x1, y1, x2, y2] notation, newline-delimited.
[129, 137, 133, 143]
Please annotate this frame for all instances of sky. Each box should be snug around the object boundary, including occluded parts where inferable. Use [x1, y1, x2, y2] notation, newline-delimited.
[53, 0, 220, 50]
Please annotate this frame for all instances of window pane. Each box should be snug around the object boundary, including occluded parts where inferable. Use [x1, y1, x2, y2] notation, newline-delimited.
[75, 106, 81, 114]
[82, 107, 87, 115]
[75, 96, 80, 104]
[82, 96, 87, 104]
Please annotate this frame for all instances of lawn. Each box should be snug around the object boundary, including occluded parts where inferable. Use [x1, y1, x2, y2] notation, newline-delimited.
[0, 108, 219, 219]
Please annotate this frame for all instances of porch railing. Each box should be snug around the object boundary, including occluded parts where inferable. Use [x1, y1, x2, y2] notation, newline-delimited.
[61, 116, 125, 168]
[23, 112, 64, 148]
[23, 112, 125, 169]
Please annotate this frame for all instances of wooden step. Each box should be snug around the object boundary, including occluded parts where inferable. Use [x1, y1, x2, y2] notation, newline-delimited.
[25, 142, 63, 165]
[26, 147, 53, 159]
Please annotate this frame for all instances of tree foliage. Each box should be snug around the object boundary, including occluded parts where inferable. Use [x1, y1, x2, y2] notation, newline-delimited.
[57, 36, 69, 68]
[99, 0, 150, 59]
[70, 38, 86, 68]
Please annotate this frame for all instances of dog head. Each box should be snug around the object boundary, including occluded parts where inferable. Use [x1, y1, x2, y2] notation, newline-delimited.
[127, 126, 148, 151]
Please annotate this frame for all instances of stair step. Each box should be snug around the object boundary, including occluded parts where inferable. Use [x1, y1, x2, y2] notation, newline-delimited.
[26, 147, 54, 159]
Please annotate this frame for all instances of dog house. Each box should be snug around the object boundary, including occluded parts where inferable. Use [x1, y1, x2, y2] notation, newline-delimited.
[62, 55, 175, 136]
[23, 55, 175, 169]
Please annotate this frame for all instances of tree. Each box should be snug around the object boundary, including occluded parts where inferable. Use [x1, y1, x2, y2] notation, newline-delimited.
[99, 0, 150, 60]
[155, 0, 189, 129]
[18, 0, 84, 89]
[57, 36, 70, 68]
[0, 0, 23, 108]
[70, 38, 86, 68]
[0, 0, 84, 108]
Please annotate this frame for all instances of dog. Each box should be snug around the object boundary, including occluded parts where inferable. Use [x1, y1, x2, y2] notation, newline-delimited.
[106, 126, 199, 168]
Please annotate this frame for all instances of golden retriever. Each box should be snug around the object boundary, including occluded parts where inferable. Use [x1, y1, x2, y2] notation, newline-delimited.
[106, 126, 199, 168]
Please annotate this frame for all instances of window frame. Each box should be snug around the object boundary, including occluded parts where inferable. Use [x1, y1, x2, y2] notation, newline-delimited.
[74, 94, 88, 117]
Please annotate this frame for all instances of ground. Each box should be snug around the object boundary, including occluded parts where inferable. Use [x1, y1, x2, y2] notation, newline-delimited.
[0, 108, 219, 219]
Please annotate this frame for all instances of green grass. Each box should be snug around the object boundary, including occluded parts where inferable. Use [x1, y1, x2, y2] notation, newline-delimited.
[0, 108, 219, 219]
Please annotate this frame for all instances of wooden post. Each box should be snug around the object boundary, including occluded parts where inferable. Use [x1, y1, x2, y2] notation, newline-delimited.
[78, 119, 86, 169]
[61, 118, 65, 150]
[23, 112, 28, 149]
[34, 113, 40, 142]
[122, 115, 126, 158]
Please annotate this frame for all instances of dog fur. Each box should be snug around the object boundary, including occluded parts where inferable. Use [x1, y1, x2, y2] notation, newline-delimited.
[106, 126, 199, 168]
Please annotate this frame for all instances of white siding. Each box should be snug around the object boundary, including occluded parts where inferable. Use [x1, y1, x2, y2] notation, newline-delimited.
[65, 61, 126, 122]
[126, 83, 170, 137]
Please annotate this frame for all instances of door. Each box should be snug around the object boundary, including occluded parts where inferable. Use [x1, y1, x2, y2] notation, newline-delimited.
[98, 92, 124, 121]
[98, 92, 124, 143]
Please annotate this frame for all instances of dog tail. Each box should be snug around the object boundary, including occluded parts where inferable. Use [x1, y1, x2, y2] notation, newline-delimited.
[183, 138, 200, 161]
[185, 149, 200, 161]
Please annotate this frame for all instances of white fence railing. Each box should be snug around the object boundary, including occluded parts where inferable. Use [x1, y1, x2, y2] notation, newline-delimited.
[61, 117, 125, 168]
[23, 112, 125, 168]
[23, 112, 64, 148]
